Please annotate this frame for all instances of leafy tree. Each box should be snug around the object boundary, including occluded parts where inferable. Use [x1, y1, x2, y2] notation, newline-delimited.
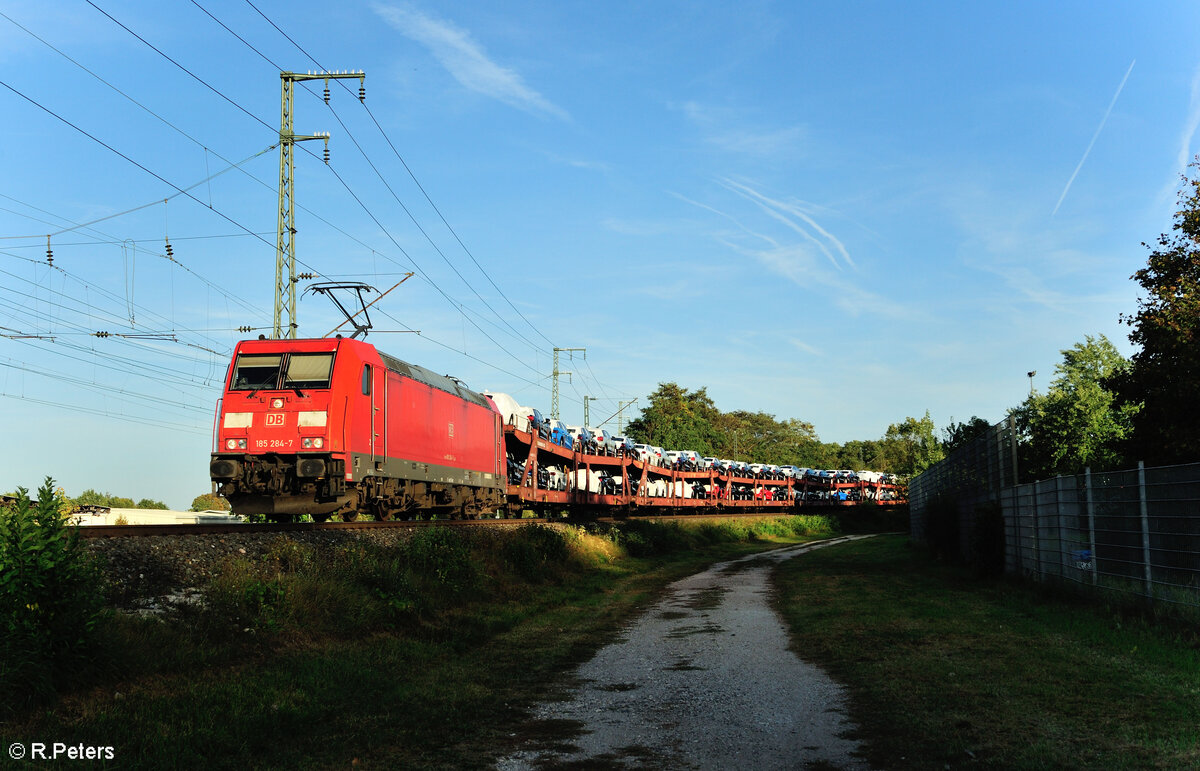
[1014, 335, 1134, 478]
[942, 416, 992, 454]
[881, 411, 944, 476]
[626, 380, 929, 473]
[72, 489, 110, 508]
[69, 490, 164, 509]
[835, 439, 885, 470]
[190, 493, 231, 512]
[625, 383, 721, 453]
[1109, 160, 1200, 464]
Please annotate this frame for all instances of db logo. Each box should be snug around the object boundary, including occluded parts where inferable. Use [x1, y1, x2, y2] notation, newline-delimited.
[265, 413, 285, 427]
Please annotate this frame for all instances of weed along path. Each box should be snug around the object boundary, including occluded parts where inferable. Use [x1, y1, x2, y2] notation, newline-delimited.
[497, 536, 875, 770]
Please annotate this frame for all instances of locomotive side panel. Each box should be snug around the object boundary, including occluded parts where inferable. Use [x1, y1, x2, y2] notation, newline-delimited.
[376, 368, 503, 489]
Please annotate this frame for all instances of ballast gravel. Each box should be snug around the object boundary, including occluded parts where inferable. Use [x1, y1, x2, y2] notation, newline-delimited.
[497, 536, 875, 770]
[82, 528, 418, 608]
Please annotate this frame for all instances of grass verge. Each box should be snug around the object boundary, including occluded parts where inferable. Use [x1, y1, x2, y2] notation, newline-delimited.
[3, 515, 834, 769]
[773, 534, 1200, 770]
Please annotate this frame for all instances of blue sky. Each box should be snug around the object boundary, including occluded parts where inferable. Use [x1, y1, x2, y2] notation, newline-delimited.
[2, 1, 1198, 507]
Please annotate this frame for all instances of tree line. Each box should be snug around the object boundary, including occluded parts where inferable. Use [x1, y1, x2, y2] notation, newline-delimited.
[626, 161, 1200, 481]
[623, 382, 944, 478]
[39, 490, 232, 513]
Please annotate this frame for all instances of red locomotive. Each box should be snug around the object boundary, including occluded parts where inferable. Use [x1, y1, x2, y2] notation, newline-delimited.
[209, 337, 505, 521]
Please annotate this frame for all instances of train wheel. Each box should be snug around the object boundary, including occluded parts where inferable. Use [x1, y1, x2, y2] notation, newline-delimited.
[340, 510, 359, 522]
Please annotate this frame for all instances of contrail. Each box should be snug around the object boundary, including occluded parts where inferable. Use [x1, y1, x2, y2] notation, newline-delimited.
[720, 178, 857, 270]
[1053, 60, 1136, 216]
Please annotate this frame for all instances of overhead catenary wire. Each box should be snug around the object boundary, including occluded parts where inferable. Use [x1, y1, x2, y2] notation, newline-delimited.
[0, 9, 429, 305]
[81, 0, 550, 379]
[244, 0, 561, 348]
[0, 252, 251, 353]
[0, 4, 629, 440]
[189, 0, 553, 368]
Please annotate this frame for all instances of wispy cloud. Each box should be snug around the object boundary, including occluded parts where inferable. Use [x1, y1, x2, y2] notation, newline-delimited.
[788, 337, 822, 356]
[373, 2, 567, 120]
[719, 178, 857, 271]
[1052, 60, 1135, 216]
[1175, 64, 1200, 174]
[726, 239, 913, 319]
[673, 188, 906, 316]
[708, 126, 806, 156]
[675, 101, 805, 157]
[668, 192, 779, 248]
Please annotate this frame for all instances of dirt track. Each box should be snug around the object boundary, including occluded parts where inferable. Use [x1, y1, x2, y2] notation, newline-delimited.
[497, 536, 874, 769]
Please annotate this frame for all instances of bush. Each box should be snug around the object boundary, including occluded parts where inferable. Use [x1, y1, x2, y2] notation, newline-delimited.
[503, 524, 570, 581]
[406, 527, 478, 594]
[617, 520, 696, 556]
[0, 478, 104, 712]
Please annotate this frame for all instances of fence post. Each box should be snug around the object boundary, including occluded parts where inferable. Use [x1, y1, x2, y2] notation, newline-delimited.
[1008, 414, 1019, 486]
[1054, 476, 1066, 578]
[1138, 461, 1152, 599]
[1032, 484, 1042, 580]
[1006, 485, 1019, 573]
[1085, 468, 1097, 586]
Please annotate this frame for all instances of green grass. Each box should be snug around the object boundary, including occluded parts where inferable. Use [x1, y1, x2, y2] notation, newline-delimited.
[773, 535, 1200, 770]
[2, 517, 834, 769]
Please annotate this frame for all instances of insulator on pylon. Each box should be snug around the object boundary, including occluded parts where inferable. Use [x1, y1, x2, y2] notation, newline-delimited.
[94, 331, 110, 338]
[165, 239, 174, 258]
[46, 236, 52, 265]
[297, 272, 316, 280]
[323, 147, 330, 163]
[237, 325, 254, 333]
[358, 84, 365, 102]
[323, 85, 330, 104]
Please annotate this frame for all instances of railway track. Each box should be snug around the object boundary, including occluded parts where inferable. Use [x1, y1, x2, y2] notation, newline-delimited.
[75, 509, 821, 538]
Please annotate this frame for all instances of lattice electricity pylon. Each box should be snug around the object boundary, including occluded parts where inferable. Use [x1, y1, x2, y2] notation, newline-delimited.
[273, 69, 365, 339]
[551, 347, 585, 421]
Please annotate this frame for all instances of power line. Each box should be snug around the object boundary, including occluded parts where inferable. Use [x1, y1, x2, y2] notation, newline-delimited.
[85, 0, 274, 134]
[192, 0, 551, 366]
[7, 3, 564, 401]
[0, 391, 208, 435]
[247, 0, 561, 348]
[240, 0, 558, 348]
[85, 0, 546, 376]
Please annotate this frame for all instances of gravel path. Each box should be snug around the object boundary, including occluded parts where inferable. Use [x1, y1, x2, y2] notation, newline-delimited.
[497, 536, 875, 770]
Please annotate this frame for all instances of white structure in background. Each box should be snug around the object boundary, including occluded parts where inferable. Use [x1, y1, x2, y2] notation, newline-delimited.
[70, 507, 245, 526]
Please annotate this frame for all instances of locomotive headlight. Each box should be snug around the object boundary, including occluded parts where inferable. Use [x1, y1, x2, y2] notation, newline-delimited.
[271, 398, 285, 409]
[301, 437, 325, 449]
[225, 438, 247, 450]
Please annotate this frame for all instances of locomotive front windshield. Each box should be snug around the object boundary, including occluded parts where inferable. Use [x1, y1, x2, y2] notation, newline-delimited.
[283, 353, 334, 389]
[230, 352, 334, 391]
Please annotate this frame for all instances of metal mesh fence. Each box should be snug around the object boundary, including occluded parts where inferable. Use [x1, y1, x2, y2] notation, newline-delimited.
[912, 426, 1200, 609]
[908, 419, 1017, 555]
[1003, 462, 1200, 608]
